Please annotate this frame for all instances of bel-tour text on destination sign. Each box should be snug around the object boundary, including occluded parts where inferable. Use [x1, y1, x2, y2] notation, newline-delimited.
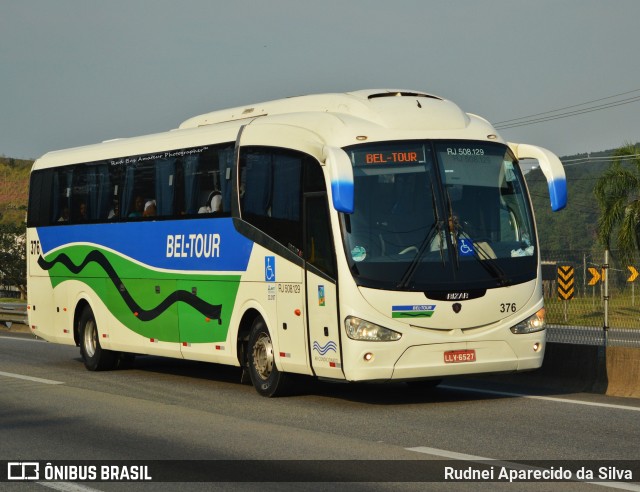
[166, 233, 221, 258]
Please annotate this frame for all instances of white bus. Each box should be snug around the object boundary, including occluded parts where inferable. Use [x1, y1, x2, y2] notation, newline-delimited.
[26, 89, 566, 396]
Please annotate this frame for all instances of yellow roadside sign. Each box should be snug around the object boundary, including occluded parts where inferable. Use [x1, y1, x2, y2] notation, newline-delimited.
[628, 266, 639, 283]
[557, 266, 575, 300]
[588, 267, 603, 286]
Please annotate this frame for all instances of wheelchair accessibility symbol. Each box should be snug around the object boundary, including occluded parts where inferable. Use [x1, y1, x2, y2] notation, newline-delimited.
[458, 238, 475, 257]
[265, 256, 276, 282]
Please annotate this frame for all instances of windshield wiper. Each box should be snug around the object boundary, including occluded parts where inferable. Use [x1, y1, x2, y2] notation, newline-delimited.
[445, 188, 459, 269]
[452, 223, 510, 286]
[396, 183, 444, 289]
[396, 223, 441, 289]
[443, 187, 509, 286]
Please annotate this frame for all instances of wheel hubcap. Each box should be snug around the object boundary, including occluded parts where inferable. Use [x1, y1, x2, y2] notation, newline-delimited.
[252, 332, 273, 381]
[84, 319, 97, 358]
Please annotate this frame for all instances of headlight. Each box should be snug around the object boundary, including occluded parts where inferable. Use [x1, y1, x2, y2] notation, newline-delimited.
[510, 308, 546, 334]
[345, 316, 402, 341]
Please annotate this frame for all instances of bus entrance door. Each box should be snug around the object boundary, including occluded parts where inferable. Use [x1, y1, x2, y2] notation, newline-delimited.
[304, 193, 343, 379]
[305, 271, 343, 378]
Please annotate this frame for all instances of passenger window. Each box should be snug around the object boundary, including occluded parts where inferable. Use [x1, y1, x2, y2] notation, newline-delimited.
[182, 146, 233, 216]
[120, 158, 177, 219]
[240, 147, 305, 253]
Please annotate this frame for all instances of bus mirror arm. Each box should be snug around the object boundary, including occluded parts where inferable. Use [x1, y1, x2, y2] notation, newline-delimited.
[323, 146, 355, 214]
[508, 142, 567, 212]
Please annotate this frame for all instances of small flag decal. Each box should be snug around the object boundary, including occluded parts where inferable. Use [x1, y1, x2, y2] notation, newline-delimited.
[392, 305, 436, 318]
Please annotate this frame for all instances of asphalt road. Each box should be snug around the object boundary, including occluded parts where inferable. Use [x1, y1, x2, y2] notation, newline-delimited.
[1, 331, 639, 491]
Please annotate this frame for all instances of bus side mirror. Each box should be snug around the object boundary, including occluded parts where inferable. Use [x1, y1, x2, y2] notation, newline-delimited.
[324, 146, 354, 214]
[509, 143, 567, 212]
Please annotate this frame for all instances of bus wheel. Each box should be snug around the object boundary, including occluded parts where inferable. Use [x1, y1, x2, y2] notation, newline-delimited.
[247, 316, 290, 397]
[79, 306, 117, 371]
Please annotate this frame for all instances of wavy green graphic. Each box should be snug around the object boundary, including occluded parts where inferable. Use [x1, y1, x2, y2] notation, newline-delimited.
[42, 245, 241, 343]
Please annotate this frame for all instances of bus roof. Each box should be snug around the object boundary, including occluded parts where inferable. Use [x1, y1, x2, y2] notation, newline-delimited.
[32, 89, 503, 170]
[178, 89, 455, 129]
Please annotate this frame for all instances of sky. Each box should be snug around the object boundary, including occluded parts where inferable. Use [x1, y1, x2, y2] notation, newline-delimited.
[2, 0, 639, 160]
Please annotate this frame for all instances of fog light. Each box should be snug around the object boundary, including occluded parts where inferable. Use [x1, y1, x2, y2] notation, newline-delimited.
[364, 352, 374, 362]
[533, 342, 541, 352]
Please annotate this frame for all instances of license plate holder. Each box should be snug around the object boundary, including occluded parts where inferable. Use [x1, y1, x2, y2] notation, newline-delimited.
[444, 349, 476, 363]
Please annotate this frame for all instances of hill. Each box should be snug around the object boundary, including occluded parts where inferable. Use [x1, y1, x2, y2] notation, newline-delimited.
[0, 157, 32, 225]
[526, 153, 606, 256]
[525, 143, 640, 259]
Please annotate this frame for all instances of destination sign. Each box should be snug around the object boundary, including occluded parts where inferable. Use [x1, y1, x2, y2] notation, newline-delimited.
[351, 145, 426, 166]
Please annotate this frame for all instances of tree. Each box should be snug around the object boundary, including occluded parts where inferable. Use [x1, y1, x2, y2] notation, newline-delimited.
[593, 143, 640, 259]
[0, 222, 27, 299]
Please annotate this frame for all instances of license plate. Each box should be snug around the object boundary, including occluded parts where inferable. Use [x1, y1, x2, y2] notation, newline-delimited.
[444, 349, 476, 363]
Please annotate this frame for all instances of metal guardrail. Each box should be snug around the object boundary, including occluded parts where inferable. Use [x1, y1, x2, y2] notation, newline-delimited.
[547, 324, 640, 348]
[0, 303, 28, 327]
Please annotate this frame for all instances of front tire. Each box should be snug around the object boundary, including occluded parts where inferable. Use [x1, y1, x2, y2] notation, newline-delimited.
[79, 306, 117, 371]
[247, 316, 290, 397]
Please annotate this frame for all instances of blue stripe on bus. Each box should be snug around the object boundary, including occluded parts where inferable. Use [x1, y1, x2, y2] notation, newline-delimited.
[548, 176, 567, 212]
[330, 180, 354, 214]
[36, 217, 254, 272]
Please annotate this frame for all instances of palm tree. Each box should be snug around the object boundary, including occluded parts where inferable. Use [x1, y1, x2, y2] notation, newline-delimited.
[594, 143, 640, 259]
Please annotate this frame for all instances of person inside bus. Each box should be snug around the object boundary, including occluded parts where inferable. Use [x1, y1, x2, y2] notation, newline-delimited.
[108, 200, 119, 219]
[430, 214, 458, 252]
[57, 206, 70, 222]
[76, 201, 88, 222]
[198, 191, 222, 215]
[430, 212, 496, 259]
[143, 200, 157, 217]
[128, 195, 145, 217]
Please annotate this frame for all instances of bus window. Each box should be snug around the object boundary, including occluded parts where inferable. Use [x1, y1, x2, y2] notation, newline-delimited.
[27, 169, 54, 227]
[305, 195, 336, 278]
[182, 145, 233, 216]
[56, 167, 74, 223]
[121, 158, 172, 218]
[74, 163, 111, 221]
[154, 158, 175, 216]
[240, 147, 304, 254]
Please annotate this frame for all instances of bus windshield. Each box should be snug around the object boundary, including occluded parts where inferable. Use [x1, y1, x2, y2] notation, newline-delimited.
[341, 140, 537, 292]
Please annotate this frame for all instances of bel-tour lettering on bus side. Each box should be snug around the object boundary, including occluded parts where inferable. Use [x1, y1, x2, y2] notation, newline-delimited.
[166, 233, 221, 258]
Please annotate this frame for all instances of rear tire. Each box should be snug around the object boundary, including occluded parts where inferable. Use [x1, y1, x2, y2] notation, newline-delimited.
[79, 306, 117, 371]
[247, 316, 290, 397]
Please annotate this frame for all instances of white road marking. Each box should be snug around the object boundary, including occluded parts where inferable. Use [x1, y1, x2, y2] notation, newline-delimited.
[0, 335, 45, 342]
[0, 370, 64, 385]
[407, 446, 640, 491]
[37, 482, 103, 492]
[407, 446, 490, 461]
[441, 384, 640, 412]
